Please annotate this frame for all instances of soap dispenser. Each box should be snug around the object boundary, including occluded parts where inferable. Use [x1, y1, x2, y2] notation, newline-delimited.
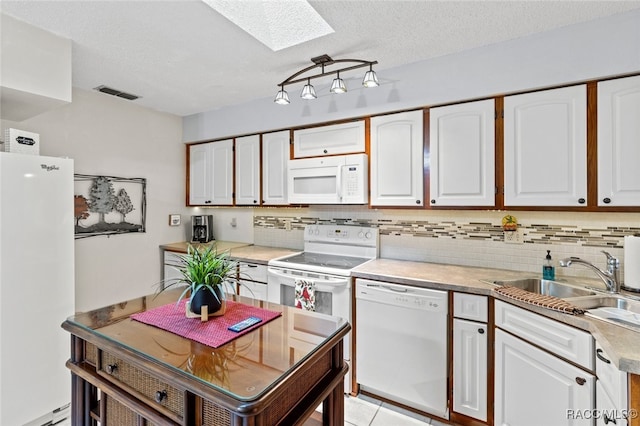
[543, 250, 555, 280]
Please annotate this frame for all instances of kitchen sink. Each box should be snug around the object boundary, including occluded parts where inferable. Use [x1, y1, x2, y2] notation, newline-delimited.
[569, 295, 640, 330]
[485, 278, 597, 298]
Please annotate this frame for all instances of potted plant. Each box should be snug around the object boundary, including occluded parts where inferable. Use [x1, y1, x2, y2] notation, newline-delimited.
[161, 244, 239, 316]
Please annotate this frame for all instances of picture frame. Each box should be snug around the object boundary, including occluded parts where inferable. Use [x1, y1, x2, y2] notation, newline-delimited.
[169, 214, 181, 226]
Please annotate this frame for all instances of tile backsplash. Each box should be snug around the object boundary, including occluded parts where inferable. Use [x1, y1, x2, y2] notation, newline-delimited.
[254, 206, 640, 285]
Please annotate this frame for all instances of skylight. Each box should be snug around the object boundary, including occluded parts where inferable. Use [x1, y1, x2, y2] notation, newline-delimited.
[201, 0, 334, 51]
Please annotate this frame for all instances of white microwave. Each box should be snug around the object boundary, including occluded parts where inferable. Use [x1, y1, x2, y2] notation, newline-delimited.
[287, 153, 368, 204]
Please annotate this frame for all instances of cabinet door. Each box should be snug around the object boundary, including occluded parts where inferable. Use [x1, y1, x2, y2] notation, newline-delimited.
[188, 140, 233, 205]
[370, 110, 424, 206]
[262, 131, 289, 205]
[598, 75, 640, 206]
[429, 99, 495, 206]
[293, 120, 365, 158]
[504, 85, 587, 206]
[235, 135, 260, 205]
[453, 318, 487, 421]
[495, 328, 594, 426]
[188, 143, 214, 205]
[210, 139, 234, 205]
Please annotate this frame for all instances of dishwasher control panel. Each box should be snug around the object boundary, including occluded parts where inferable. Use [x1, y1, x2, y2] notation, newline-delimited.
[355, 279, 448, 312]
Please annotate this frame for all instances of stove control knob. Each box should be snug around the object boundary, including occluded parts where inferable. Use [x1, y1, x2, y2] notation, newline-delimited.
[358, 231, 365, 238]
[365, 232, 372, 239]
[314, 228, 320, 235]
[308, 227, 314, 235]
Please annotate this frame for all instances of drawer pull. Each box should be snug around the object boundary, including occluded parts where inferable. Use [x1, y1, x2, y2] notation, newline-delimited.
[575, 377, 586, 386]
[478, 328, 485, 334]
[596, 348, 611, 364]
[155, 390, 168, 403]
[106, 363, 118, 374]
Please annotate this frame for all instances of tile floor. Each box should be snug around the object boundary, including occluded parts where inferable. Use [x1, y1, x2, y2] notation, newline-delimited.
[54, 394, 446, 426]
[325, 394, 447, 426]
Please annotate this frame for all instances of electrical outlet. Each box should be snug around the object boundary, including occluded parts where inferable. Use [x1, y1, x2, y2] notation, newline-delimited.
[504, 229, 524, 244]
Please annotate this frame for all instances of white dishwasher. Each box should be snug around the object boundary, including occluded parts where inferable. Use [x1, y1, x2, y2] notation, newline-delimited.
[356, 278, 449, 419]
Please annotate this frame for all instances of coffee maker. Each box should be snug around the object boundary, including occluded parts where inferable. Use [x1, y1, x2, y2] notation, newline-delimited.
[191, 215, 214, 243]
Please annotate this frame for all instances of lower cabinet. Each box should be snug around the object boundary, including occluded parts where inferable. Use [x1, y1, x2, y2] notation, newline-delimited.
[494, 302, 595, 426]
[238, 262, 268, 301]
[595, 341, 629, 425]
[452, 293, 489, 423]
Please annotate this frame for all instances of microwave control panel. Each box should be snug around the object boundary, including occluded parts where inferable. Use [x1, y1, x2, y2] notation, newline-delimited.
[344, 165, 361, 197]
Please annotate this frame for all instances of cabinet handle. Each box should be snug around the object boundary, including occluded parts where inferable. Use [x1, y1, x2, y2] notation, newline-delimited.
[205, 200, 212, 204]
[106, 364, 118, 374]
[596, 348, 611, 364]
[478, 328, 485, 334]
[575, 377, 586, 385]
[604, 413, 617, 424]
[155, 390, 168, 403]
[323, 149, 328, 154]
[578, 198, 586, 204]
[246, 264, 258, 268]
[416, 200, 421, 205]
[253, 200, 257, 204]
[603, 197, 612, 204]
[430, 199, 436, 204]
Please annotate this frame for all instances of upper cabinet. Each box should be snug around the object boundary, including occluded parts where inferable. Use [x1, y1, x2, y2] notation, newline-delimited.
[188, 139, 233, 206]
[370, 110, 424, 206]
[293, 121, 365, 158]
[262, 131, 290, 205]
[235, 135, 261, 205]
[503, 85, 587, 207]
[597, 75, 640, 206]
[429, 99, 495, 207]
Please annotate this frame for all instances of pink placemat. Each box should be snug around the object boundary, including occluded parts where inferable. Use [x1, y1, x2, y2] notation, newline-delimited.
[130, 300, 282, 348]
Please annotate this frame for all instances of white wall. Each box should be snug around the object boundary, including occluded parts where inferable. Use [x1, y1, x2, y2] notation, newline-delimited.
[183, 9, 640, 142]
[1, 88, 191, 312]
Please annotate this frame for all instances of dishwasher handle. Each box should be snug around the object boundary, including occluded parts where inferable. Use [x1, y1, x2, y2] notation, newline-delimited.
[364, 283, 408, 293]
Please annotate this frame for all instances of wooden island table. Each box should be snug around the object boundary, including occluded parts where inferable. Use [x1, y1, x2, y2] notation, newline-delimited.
[62, 289, 349, 425]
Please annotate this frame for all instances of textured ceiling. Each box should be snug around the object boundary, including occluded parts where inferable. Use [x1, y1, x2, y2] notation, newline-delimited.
[2, 0, 640, 117]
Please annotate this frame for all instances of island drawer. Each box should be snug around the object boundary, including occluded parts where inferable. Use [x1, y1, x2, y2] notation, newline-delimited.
[98, 349, 185, 423]
[238, 262, 267, 283]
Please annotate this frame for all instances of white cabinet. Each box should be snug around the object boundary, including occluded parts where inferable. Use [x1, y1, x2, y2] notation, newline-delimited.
[238, 262, 268, 301]
[598, 75, 640, 206]
[370, 110, 424, 206]
[495, 301, 595, 426]
[452, 293, 488, 421]
[162, 251, 184, 289]
[504, 85, 587, 206]
[453, 319, 487, 421]
[262, 131, 290, 205]
[495, 328, 595, 426]
[188, 139, 233, 205]
[429, 99, 495, 206]
[235, 135, 261, 205]
[292, 120, 365, 158]
[595, 341, 629, 425]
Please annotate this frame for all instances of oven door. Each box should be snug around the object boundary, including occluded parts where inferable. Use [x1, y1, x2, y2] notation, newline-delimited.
[268, 265, 353, 393]
[267, 267, 350, 316]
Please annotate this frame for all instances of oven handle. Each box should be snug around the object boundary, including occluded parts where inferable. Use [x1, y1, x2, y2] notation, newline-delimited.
[267, 268, 349, 287]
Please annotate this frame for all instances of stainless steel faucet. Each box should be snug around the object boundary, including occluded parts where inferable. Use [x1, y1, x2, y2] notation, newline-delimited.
[559, 251, 621, 293]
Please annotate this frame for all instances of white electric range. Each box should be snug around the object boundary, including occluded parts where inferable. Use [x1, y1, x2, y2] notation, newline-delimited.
[267, 224, 379, 393]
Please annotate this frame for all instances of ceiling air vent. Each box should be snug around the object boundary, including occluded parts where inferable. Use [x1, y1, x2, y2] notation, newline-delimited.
[93, 85, 140, 100]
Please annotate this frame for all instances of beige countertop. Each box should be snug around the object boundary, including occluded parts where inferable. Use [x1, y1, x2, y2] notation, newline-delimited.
[354, 258, 640, 375]
[160, 241, 298, 265]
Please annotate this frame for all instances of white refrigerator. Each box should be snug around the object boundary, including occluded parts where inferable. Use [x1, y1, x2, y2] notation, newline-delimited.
[0, 152, 74, 425]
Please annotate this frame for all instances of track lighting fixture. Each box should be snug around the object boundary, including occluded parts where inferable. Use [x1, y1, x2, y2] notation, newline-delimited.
[274, 54, 379, 105]
[300, 78, 317, 99]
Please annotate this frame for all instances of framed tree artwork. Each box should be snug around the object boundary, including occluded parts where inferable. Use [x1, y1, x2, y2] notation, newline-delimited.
[74, 174, 147, 239]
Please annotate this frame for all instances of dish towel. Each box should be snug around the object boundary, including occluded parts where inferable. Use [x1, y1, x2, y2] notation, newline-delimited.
[495, 286, 585, 315]
[295, 279, 316, 311]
